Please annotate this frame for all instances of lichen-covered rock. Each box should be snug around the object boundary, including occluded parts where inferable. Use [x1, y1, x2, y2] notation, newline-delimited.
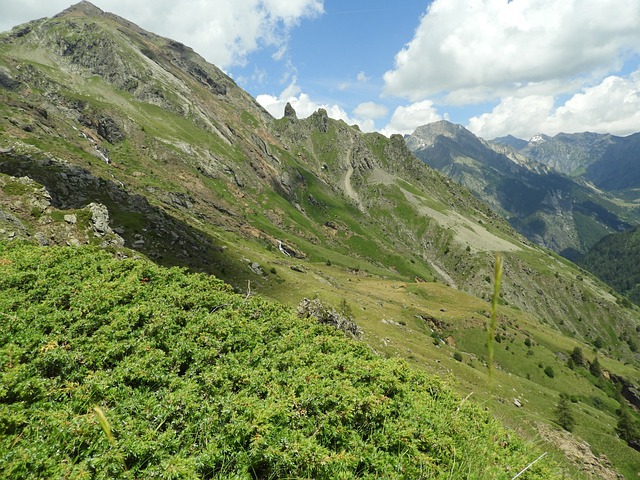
[297, 297, 361, 338]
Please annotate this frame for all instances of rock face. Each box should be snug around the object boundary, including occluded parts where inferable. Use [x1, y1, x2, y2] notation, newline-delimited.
[87, 202, 110, 234]
[79, 113, 125, 143]
[0, 67, 18, 90]
[283, 102, 297, 120]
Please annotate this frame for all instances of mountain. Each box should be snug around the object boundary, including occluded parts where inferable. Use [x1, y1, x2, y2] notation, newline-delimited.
[491, 134, 529, 150]
[584, 132, 640, 197]
[406, 121, 635, 259]
[1, 3, 640, 477]
[493, 131, 640, 203]
[493, 131, 615, 177]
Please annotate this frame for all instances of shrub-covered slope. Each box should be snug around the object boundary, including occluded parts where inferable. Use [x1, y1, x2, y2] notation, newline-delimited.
[0, 242, 558, 479]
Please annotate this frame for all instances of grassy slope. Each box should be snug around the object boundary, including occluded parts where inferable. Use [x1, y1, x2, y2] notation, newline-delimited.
[0, 242, 560, 479]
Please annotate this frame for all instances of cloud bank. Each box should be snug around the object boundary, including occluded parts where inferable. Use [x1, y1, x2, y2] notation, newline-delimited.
[382, 0, 640, 138]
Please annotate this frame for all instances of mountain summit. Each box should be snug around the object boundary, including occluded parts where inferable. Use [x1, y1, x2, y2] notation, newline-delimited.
[56, 0, 105, 16]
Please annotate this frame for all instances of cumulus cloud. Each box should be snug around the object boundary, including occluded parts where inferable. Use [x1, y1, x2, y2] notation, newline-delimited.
[468, 69, 640, 139]
[353, 102, 388, 120]
[383, 0, 640, 103]
[467, 96, 554, 139]
[256, 78, 376, 130]
[0, 0, 324, 68]
[380, 100, 442, 136]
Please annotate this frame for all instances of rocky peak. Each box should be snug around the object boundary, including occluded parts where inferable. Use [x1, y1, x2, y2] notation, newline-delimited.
[310, 108, 329, 133]
[283, 102, 297, 121]
[54, 1, 104, 18]
[407, 120, 478, 151]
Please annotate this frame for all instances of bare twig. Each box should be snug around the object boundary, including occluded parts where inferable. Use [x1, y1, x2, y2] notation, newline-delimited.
[209, 303, 230, 313]
[244, 280, 251, 301]
[511, 452, 547, 479]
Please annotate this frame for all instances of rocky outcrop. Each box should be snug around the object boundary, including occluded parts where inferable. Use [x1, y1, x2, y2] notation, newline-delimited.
[0, 67, 18, 90]
[297, 298, 361, 338]
[310, 109, 329, 133]
[284, 102, 297, 120]
[79, 113, 125, 143]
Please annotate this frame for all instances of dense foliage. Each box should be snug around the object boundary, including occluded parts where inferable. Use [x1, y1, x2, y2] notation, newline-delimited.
[0, 242, 555, 479]
[579, 226, 640, 305]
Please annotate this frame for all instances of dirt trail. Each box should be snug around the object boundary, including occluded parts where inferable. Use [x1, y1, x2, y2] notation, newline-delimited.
[342, 166, 361, 208]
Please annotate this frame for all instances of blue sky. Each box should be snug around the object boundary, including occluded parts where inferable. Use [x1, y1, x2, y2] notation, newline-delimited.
[2, 1, 640, 139]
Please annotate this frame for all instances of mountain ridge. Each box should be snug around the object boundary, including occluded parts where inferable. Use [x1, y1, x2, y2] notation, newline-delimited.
[406, 121, 636, 259]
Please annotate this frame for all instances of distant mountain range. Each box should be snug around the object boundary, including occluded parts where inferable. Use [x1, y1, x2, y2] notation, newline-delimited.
[406, 121, 639, 260]
[493, 131, 640, 199]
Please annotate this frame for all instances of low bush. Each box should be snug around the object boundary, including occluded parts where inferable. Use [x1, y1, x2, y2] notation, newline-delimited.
[0, 242, 557, 479]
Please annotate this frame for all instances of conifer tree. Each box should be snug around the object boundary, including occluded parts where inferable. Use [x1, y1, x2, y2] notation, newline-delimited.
[570, 346, 585, 367]
[554, 394, 575, 432]
[589, 355, 602, 377]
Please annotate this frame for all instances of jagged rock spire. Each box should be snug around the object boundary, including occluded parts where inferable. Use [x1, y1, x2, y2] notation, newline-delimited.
[284, 102, 297, 120]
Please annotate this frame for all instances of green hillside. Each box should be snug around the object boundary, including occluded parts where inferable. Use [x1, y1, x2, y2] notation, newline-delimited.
[0, 242, 558, 479]
[579, 226, 640, 306]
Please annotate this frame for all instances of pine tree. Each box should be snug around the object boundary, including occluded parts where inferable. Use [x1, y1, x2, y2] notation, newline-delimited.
[616, 406, 640, 451]
[589, 356, 602, 377]
[570, 346, 585, 367]
[554, 394, 575, 432]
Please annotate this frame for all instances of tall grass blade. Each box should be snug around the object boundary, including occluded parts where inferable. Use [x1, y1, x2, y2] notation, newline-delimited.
[487, 253, 503, 381]
[93, 405, 116, 447]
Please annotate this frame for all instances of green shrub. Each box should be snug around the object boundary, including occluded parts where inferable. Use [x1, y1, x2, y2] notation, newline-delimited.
[0, 242, 557, 479]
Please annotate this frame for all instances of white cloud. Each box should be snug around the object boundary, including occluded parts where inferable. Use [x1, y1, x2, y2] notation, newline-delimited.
[383, 0, 640, 103]
[0, 0, 324, 68]
[468, 69, 640, 139]
[380, 100, 442, 136]
[467, 96, 554, 139]
[353, 102, 388, 120]
[356, 71, 369, 83]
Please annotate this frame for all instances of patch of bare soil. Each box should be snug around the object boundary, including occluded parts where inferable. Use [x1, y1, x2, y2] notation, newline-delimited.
[537, 422, 623, 480]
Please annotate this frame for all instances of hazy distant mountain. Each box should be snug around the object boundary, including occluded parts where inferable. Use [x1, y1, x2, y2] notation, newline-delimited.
[491, 134, 529, 150]
[492, 131, 640, 204]
[584, 132, 640, 195]
[407, 121, 635, 258]
[493, 132, 615, 176]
